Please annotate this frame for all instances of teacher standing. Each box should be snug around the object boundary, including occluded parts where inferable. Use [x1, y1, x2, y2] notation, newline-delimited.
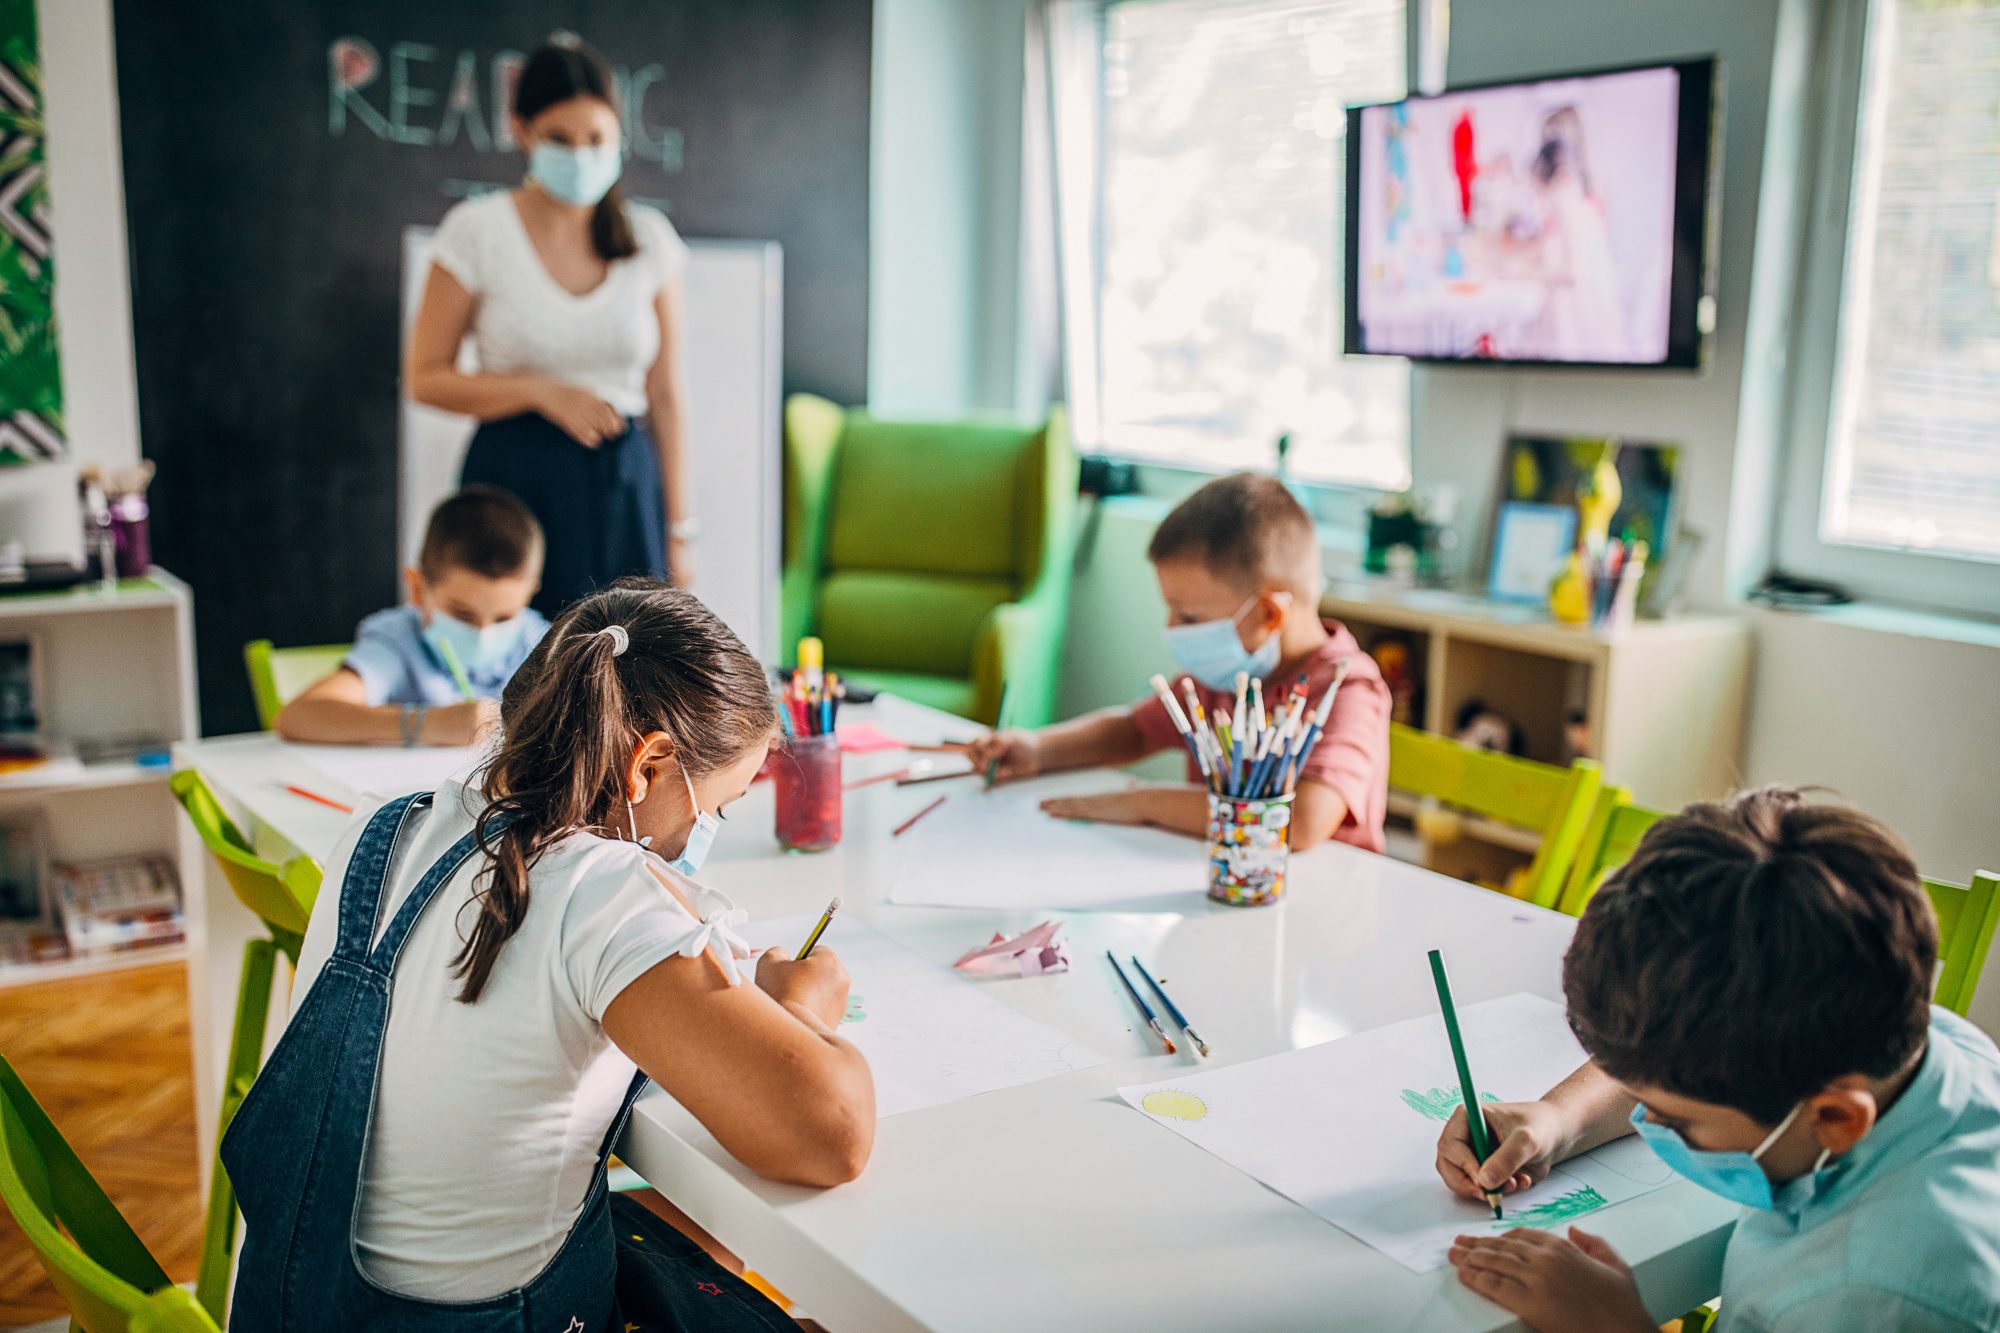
[407, 39, 695, 617]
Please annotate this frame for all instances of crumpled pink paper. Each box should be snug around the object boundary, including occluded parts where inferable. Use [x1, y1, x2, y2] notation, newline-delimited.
[953, 920, 1071, 976]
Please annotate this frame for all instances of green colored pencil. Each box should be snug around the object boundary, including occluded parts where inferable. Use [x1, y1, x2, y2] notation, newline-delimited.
[1428, 948, 1503, 1220]
[434, 636, 478, 703]
[984, 682, 1013, 789]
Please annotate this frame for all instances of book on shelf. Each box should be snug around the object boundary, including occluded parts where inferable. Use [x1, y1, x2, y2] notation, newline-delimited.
[51, 854, 183, 957]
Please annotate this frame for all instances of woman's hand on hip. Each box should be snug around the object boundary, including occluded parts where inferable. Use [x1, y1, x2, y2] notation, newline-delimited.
[535, 379, 623, 448]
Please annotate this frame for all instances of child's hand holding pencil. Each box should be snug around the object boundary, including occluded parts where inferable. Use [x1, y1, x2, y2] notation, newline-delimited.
[1433, 1098, 1571, 1201]
[963, 730, 1041, 785]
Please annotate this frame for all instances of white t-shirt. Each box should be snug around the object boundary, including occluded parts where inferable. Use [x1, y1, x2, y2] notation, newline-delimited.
[289, 782, 751, 1301]
[428, 191, 689, 417]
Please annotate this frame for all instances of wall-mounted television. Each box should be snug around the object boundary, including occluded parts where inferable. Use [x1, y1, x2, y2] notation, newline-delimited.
[1344, 58, 1719, 368]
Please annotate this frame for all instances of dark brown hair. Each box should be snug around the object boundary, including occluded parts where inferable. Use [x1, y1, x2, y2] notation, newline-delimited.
[1147, 472, 1317, 593]
[455, 580, 777, 1002]
[514, 40, 638, 263]
[1563, 787, 1937, 1123]
[418, 485, 543, 582]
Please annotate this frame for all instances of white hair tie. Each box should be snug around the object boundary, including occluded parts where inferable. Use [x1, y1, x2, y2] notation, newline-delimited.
[598, 625, 630, 656]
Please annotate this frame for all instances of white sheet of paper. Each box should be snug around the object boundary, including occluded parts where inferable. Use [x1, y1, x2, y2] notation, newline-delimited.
[1118, 993, 1676, 1272]
[285, 742, 485, 801]
[742, 914, 1106, 1117]
[887, 771, 1209, 912]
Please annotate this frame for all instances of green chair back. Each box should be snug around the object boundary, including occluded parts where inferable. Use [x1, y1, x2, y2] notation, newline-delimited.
[168, 770, 318, 957]
[781, 395, 1076, 726]
[0, 1056, 221, 1331]
[1925, 871, 2000, 1018]
[244, 639, 350, 731]
[1388, 723, 1601, 910]
[1557, 785, 1669, 916]
[169, 768, 324, 1323]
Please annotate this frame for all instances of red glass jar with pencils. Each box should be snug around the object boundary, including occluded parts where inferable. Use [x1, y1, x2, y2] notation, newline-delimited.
[1205, 792, 1293, 906]
[775, 733, 842, 852]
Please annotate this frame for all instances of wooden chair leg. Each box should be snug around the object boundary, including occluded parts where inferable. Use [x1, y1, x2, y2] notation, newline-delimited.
[194, 938, 276, 1324]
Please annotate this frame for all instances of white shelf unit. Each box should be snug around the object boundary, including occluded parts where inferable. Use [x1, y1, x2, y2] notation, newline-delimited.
[1322, 580, 1752, 884]
[0, 572, 199, 988]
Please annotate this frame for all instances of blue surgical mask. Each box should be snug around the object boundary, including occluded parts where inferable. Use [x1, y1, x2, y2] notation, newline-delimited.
[664, 763, 720, 877]
[1162, 594, 1289, 691]
[529, 142, 623, 207]
[423, 612, 525, 682]
[1630, 1101, 1828, 1211]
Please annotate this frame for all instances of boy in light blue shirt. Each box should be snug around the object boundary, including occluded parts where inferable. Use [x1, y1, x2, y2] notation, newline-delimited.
[276, 486, 549, 746]
[1435, 788, 2000, 1332]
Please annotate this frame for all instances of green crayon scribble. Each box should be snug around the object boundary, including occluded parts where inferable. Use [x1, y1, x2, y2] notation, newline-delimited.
[1494, 1185, 1607, 1230]
[1399, 1086, 1500, 1122]
[842, 995, 867, 1024]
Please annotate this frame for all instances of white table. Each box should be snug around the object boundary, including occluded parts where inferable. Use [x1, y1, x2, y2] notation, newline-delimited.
[173, 698, 1732, 1332]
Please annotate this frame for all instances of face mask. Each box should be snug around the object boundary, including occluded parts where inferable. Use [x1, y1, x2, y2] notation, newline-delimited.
[529, 141, 623, 207]
[1162, 594, 1288, 691]
[423, 612, 525, 681]
[1630, 1101, 1829, 1210]
[661, 763, 719, 877]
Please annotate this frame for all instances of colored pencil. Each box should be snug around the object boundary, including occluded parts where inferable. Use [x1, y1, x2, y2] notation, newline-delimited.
[795, 895, 842, 960]
[892, 794, 949, 837]
[278, 782, 353, 814]
[433, 637, 477, 703]
[1429, 948, 1503, 1219]
[1106, 951, 1176, 1055]
[1129, 955, 1208, 1058]
[895, 766, 981, 786]
[985, 682, 1014, 789]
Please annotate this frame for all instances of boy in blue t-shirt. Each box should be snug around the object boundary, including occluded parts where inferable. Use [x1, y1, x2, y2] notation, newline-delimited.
[1436, 788, 2000, 1332]
[275, 486, 549, 747]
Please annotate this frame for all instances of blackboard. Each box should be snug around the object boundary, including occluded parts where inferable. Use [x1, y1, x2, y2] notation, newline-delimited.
[111, 0, 872, 734]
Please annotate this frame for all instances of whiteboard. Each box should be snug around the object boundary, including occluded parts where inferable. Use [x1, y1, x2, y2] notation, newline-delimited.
[397, 230, 784, 663]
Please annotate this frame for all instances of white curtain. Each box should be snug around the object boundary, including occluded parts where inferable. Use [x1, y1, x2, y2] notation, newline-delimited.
[1021, 0, 1105, 447]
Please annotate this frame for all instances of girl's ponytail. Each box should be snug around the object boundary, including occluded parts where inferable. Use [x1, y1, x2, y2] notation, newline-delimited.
[455, 582, 775, 1002]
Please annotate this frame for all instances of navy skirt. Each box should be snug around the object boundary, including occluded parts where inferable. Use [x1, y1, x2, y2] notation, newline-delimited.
[461, 412, 667, 620]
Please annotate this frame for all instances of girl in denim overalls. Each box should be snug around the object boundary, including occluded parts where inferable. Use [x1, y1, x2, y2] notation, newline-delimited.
[224, 581, 874, 1331]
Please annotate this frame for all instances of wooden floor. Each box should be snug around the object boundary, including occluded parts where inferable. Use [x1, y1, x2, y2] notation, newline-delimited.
[0, 962, 202, 1326]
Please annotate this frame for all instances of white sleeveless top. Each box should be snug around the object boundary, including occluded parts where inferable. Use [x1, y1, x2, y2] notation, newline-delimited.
[290, 782, 750, 1300]
[428, 191, 689, 416]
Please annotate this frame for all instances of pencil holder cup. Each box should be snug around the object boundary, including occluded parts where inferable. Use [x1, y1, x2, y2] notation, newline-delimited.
[774, 734, 842, 853]
[1205, 792, 1293, 906]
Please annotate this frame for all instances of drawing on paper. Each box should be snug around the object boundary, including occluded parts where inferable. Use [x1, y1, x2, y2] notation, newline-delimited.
[1493, 1184, 1607, 1230]
[1400, 1086, 1500, 1122]
[1141, 1089, 1209, 1121]
[842, 995, 867, 1024]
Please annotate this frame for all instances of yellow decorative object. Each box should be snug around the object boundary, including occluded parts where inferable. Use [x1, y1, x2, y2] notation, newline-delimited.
[1576, 444, 1622, 550]
[1549, 550, 1592, 624]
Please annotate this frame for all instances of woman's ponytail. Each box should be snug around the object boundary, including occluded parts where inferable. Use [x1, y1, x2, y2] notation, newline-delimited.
[454, 581, 776, 1002]
[590, 183, 638, 263]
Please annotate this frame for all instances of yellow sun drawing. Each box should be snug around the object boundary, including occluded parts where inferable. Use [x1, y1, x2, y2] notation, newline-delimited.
[1141, 1089, 1209, 1121]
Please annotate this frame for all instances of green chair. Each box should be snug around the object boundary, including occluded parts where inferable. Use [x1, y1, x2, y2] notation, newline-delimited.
[1388, 723, 1602, 910]
[1925, 871, 2000, 1018]
[0, 1055, 221, 1331]
[244, 639, 350, 730]
[1556, 785, 1668, 917]
[781, 394, 1077, 726]
[169, 769, 322, 1324]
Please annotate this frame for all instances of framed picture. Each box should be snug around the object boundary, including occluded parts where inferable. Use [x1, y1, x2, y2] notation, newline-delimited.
[1488, 502, 1578, 604]
[1490, 434, 1682, 603]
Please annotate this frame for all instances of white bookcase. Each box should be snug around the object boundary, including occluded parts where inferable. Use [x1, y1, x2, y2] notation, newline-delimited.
[0, 571, 199, 987]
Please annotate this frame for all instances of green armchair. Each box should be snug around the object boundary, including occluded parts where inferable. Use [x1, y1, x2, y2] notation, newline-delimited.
[782, 395, 1077, 727]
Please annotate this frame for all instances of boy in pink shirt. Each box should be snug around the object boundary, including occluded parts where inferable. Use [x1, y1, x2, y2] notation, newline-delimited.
[968, 473, 1391, 852]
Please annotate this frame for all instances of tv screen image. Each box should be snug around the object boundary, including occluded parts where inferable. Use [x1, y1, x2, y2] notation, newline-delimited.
[1346, 60, 1715, 367]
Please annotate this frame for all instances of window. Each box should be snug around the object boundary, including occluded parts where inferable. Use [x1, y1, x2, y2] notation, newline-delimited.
[1779, 0, 2000, 613]
[1090, 0, 1410, 489]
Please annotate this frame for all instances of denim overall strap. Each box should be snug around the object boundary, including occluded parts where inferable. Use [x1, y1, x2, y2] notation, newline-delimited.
[331, 794, 426, 964]
[364, 808, 511, 974]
